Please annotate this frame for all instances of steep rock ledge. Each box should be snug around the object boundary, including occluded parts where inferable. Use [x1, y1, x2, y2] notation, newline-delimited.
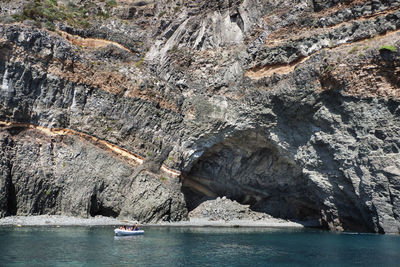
[0, 125, 187, 222]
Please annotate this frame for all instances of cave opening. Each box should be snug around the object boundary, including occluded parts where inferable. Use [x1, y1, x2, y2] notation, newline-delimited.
[89, 194, 119, 218]
[181, 131, 322, 224]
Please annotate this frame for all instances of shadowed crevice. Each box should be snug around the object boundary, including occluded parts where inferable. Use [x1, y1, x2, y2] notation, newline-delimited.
[7, 177, 17, 216]
[89, 193, 119, 218]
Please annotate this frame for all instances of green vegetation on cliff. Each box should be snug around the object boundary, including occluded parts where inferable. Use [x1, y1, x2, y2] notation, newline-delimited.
[13, 0, 89, 29]
[379, 45, 397, 52]
[11, 0, 119, 30]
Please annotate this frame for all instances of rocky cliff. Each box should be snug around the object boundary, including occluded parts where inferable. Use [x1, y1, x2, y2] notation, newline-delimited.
[0, 0, 399, 233]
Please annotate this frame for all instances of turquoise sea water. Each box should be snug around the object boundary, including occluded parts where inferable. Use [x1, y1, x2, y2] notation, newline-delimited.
[0, 226, 399, 266]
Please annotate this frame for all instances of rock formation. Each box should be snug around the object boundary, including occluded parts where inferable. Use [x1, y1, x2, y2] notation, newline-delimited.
[0, 0, 399, 233]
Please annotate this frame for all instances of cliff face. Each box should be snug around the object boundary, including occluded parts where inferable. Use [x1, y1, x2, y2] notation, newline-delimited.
[0, 125, 187, 222]
[0, 0, 399, 233]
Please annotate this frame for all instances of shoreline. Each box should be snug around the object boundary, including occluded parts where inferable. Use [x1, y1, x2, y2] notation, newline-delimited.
[0, 215, 125, 227]
[148, 218, 306, 228]
[0, 215, 308, 229]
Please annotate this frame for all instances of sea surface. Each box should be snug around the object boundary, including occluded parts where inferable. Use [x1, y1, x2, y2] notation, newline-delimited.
[0, 226, 399, 266]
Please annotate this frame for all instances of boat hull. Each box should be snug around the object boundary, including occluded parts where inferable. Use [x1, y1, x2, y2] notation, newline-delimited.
[114, 229, 144, 236]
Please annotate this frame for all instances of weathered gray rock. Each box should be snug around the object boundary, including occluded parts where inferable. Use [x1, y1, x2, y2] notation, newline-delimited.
[0, 0, 400, 233]
[0, 128, 187, 223]
[189, 197, 274, 222]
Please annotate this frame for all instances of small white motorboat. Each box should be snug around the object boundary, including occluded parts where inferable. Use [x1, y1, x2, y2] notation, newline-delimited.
[114, 228, 144, 236]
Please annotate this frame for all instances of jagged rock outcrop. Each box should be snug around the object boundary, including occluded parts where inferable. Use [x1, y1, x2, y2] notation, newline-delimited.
[0, 0, 400, 232]
[0, 125, 187, 222]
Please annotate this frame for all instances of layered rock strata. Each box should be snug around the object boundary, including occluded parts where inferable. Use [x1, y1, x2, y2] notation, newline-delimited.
[0, 0, 399, 232]
[0, 123, 186, 222]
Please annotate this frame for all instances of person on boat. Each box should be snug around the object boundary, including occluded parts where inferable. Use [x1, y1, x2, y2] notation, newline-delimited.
[133, 223, 139, 231]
